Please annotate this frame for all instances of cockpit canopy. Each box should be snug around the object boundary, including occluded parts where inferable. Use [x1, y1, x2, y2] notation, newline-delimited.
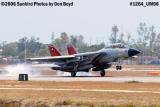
[105, 43, 126, 48]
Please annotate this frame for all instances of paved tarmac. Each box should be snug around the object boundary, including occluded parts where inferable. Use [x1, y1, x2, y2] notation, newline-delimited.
[1, 66, 160, 83]
[0, 75, 160, 83]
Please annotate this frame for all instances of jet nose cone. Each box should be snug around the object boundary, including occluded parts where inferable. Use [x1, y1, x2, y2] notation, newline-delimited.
[128, 49, 140, 57]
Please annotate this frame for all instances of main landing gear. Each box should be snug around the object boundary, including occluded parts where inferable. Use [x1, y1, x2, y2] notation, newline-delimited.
[116, 65, 122, 70]
[100, 70, 105, 77]
[71, 63, 78, 77]
[71, 71, 76, 77]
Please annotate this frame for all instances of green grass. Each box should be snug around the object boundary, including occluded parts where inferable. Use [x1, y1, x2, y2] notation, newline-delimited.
[75, 101, 95, 107]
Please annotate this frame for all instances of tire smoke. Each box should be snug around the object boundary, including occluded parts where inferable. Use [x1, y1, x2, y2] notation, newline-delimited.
[4, 64, 40, 76]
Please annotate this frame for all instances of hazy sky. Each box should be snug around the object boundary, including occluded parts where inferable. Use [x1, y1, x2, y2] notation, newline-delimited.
[0, 0, 160, 44]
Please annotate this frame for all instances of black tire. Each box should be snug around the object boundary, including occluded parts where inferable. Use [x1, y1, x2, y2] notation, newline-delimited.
[100, 70, 105, 77]
[116, 66, 119, 70]
[119, 66, 122, 70]
[71, 71, 76, 77]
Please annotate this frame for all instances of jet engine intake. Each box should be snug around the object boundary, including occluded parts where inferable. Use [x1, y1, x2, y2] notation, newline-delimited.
[78, 65, 93, 71]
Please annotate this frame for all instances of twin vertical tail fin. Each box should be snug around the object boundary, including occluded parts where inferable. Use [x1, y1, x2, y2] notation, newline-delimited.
[48, 44, 61, 56]
[48, 44, 77, 56]
[67, 44, 77, 55]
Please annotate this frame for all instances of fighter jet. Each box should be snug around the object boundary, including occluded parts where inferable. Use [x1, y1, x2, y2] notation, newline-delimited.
[28, 43, 140, 77]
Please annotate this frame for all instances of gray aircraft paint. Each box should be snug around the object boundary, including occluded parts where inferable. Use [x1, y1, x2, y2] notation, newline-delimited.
[28, 43, 140, 76]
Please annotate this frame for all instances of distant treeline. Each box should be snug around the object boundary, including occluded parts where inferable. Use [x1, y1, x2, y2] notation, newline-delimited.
[0, 22, 160, 59]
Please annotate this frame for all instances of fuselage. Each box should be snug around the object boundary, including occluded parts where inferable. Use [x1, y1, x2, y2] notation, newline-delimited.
[52, 47, 140, 72]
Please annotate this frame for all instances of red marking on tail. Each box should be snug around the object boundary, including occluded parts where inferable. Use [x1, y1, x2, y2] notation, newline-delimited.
[48, 44, 61, 56]
[67, 44, 77, 55]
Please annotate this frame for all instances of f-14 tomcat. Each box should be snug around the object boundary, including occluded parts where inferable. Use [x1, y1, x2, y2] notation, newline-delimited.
[28, 43, 140, 77]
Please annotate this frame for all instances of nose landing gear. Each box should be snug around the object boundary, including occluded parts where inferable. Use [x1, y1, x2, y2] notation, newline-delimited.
[116, 65, 122, 70]
[116, 59, 122, 70]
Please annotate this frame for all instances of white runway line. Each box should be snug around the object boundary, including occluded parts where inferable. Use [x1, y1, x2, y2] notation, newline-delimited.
[0, 87, 160, 94]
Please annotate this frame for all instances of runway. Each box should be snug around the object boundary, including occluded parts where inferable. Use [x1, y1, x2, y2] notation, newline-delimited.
[1, 75, 160, 83]
[1, 65, 160, 107]
[1, 64, 160, 83]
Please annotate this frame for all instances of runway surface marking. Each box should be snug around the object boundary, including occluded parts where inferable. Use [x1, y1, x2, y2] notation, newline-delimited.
[0, 88, 160, 94]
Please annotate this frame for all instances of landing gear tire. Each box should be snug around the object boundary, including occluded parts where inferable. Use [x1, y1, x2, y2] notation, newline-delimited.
[119, 66, 122, 70]
[116, 66, 122, 70]
[116, 66, 119, 70]
[100, 70, 105, 77]
[71, 71, 76, 77]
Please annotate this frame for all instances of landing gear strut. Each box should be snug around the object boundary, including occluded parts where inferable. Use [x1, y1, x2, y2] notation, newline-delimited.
[116, 65, 122, 70]
[116, 59, 122, 70]
[71, 71, 76, 77]
[100, 70, 105, 77]
[71, 63, 78, 77]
